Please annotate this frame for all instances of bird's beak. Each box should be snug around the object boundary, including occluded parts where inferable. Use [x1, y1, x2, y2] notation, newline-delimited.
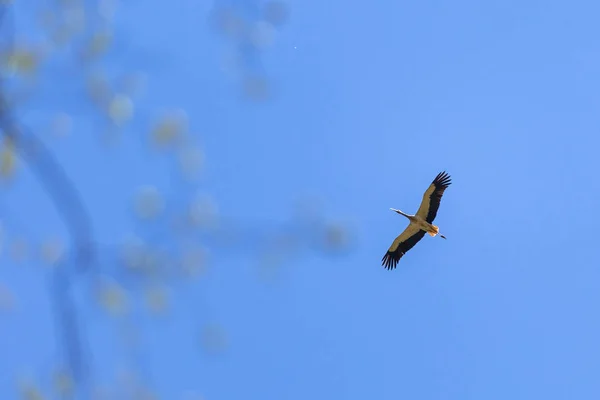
[390, 208, 401, 214]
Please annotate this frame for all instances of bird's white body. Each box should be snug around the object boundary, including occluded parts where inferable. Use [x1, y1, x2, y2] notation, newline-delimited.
[390, 208, 441, 237]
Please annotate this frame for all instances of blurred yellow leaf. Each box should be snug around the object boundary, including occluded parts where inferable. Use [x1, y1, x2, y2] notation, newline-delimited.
[86, 72, 112, 107]
[53, 369, 74, 397]
[150, 111, 188, 148]
[83, 30, 113, 59]
[108, 93, 134, 126]
[98, 281, 128, 316]
[187, 194, 218, 228]
[177, 146, 204, 180]
[18, 381, 45, 400]
[119, 72, 147, 98]
[4, 49, 40, 76]
[50, 26, 76, 47]
[200, 323, 228, 354]
[214, 7, 245, 38]
[250, 21, 276, 49]
[120, 235, 147, 271]
[133, 185, 164, 220]
[40, 237, 65, 265]
[323, 223, 349, 250]
[59, 1, 86, 35]
[144, 285, 169, 314]
[0, 137, 17, 179]
[181, 247, 208, 278]
[263, 1, 290, 27]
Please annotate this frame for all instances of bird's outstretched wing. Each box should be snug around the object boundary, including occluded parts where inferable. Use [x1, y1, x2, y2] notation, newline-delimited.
[381, 224, 426, 270]
[415, 171, 452, 223]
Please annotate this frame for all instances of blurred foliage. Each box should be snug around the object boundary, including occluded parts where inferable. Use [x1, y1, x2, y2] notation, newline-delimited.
[150, 111, 188, 149]
[210, 0, 291, 100]
[0, 134, 16, 178]
[97, 279, 129, 317]
[0, 0, 353, 398]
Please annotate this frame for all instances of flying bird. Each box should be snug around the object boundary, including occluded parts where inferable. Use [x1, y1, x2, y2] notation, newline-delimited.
[382, 171, 452, 270]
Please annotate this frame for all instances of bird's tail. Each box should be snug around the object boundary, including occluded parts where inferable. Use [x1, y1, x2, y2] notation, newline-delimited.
[428, 224, 439, 237]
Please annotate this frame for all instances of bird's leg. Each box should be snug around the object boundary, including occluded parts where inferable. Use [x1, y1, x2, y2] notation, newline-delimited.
[428, 224, 445, 239]
[430, 224, 446, 239]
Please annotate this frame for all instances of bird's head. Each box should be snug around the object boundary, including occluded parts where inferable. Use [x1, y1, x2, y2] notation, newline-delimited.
[390, 208, 410, 218]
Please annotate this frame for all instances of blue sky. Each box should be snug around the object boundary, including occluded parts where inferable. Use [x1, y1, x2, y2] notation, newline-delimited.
[2, 0, 600, 398]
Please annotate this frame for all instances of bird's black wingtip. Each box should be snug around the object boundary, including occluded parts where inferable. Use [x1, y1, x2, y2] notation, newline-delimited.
[381, 253, 398, 270]
[434, 171, 452, 187]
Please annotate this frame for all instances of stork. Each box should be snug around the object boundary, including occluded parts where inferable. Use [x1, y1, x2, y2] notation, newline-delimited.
[382, 171, 452, 270]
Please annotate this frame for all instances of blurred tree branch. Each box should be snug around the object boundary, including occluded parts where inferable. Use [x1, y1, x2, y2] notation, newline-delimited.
[0, 1, 352, 398]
